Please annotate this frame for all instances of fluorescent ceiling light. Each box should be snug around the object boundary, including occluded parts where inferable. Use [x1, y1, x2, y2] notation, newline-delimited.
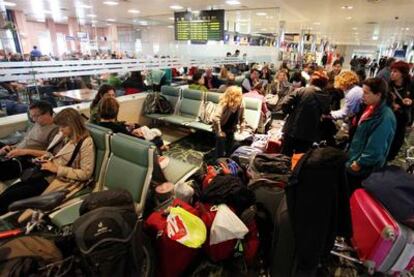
[2, 1, 16, 7]
[78, 4, 92, 8]
[128, 9, 140, 14]
[256, 12, 267, 16]
[106, 18, 116, 22]
[346, 16, 352, 20]
[103, 1, 118, 6]
[167, 25, 174, 28]
[372, 36, 379, 40]
[169, 5, 183, 10]
[87, 14, 97, 17]
[226, 0, 241, 5]
[341, 5, 353, 9]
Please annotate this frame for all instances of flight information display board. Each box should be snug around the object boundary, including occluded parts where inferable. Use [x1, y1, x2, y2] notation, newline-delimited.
[174, 10, 224, 42]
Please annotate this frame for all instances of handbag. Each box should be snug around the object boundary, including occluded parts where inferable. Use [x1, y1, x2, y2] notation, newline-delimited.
[20, 137, 86, 183]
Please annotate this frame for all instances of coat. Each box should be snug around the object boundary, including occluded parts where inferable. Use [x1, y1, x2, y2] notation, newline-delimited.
[212, 102, 245, 134]
[347, 101, 396, 174]
[281, 86, 331, 142]
[18, 134, 95, 222]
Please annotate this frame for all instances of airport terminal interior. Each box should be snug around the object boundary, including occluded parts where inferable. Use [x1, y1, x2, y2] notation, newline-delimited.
[0, 0, 414, 276]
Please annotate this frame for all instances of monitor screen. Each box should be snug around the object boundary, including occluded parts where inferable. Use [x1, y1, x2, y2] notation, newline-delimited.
[174, 10, 225, 42]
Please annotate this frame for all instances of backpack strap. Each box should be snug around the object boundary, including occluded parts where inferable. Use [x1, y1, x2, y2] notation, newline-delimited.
[66, 137, 87, 167]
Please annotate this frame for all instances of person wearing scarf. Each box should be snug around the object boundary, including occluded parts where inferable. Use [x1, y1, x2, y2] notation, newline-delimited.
[346, 78, 396, 192]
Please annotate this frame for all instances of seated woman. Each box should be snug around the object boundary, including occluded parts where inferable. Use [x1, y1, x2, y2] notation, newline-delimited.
[217, 73, 236, 93]
[89, 84, 116, 124]
[346, 78, 396, 192]
[188, 70, 208, 92]
[122, 71, 146, 95]
[0, 108, 95, 216]
[97, 97, 168, 153]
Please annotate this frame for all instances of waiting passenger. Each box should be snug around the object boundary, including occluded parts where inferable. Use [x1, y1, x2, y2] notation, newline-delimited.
[387, 61, 414, 161]
[89, 84, 116, 124]
[189, 70, 208, 92]
[97, 97, 167, 153]
[107, 73, 122, 88]
[331, 71, 363, 120]
[204, 68, 221, 90]
[122, 71, 146, 95]
[347, 78, 396, 191]
[212, 86, 245, 158]
[219, 66, 229, 80]
[290, 71, 307, 89]
[260, 65, 272, 84]
[244, 81, 269, 119]
[281, 71, 331, 156]
[0, 101, 58, 181]
[217, 73, 236, 93]
[241, 68, 260, 93]
[0, 108, 95, 216]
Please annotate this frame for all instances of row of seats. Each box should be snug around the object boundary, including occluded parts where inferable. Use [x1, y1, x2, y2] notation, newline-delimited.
[146, 86, 263, 132]
[49, 123, 198, 227]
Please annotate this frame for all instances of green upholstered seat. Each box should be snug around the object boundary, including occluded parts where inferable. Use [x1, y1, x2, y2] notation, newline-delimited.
[163, 157, 199, 184]
[85, 123, 112, 186]
[163, 89, 203, 125]
[244, 97, 262, 131]
[160, 85, 181, 111]
[49, 198, 83, 227]
[206, 91, 221, 104]
[235, 76, 245, 87]
[186, 91, 219, 132]
[103, 133, 154, 213]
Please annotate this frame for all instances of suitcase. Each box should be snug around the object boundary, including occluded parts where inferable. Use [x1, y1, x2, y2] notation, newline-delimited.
[230, 146, 262, 169]
[350, 189, 414, 274]
[264, 138, 282, 154]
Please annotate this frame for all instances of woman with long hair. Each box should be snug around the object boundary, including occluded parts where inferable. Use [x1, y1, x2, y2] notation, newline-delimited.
[90, 84, 116, 123]
[0, 108, 95, 218]
[212, 86, 245, 157]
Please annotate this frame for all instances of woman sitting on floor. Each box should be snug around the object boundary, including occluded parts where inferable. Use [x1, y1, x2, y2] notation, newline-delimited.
[97, 97, 168, 153]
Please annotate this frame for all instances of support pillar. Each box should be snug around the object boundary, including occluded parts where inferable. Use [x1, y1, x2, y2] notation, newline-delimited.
[68, 17, 80, 52]
[46, 18, 58, 56]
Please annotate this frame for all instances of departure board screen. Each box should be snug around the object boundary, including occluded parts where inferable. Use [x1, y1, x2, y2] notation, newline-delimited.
[174, 10, 224, 42]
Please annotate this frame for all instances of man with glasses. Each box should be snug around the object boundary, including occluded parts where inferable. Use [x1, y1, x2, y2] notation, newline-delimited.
[0, 101, 58, 181]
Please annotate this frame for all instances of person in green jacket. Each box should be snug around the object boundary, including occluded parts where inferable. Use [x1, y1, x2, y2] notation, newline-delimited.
[347, 78, 396, 191]
[188, 70, 208, 92]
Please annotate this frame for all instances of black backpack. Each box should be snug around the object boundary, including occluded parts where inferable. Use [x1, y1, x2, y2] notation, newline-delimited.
[72, 189, 144, 277]
[144, 93, 172, 114]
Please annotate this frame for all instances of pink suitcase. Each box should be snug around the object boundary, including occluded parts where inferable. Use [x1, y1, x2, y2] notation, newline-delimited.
[350, 189, 414, 274]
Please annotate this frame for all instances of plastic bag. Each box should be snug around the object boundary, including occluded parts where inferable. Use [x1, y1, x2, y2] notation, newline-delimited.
[210, 204, 249, 246]
[174, 180, 195, 203]
[166, 206, 207, 248]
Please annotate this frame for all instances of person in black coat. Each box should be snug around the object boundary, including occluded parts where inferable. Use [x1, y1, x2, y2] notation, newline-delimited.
[281, 71, 332, 156]
[203, 68, 222, 90]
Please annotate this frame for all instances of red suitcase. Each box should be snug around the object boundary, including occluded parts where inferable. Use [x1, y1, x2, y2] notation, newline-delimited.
[350, 189, 414, 274]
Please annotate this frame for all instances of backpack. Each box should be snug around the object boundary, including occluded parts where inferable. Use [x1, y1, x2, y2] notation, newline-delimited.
[144, 93, 173, 114]
[0, 236, 63, 276]
[72, 189, 143, 277]
[199, 101, 217, 124]
[247, 153, 291, 188]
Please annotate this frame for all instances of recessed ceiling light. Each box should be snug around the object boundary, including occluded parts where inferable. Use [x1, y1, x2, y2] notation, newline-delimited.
[405, 27, 410, 31]
[372, 36, 379, 40]
[107, 18, 116, 22]
[139, 21, 148, 25]
[167, 25, 174, 28]
[313, 22, 321, 25]
[346, 16, 352, 20]
[78, 4, 92, 8]
[2, 1, 16, 7]
[352, 27, 358, 30]
[87, 14, 97, 17]
[341, 5, 353, 9]
[103, 1, 118, 6]
[169, 5, 183, 10]
[128, 9, 140, 14]
[169, 17, 174, 20]
[225, 0, 241, 5]
[256, 12, 267, 16]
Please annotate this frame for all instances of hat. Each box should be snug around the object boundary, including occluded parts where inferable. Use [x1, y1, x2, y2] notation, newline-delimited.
[391, 61, 410, 76]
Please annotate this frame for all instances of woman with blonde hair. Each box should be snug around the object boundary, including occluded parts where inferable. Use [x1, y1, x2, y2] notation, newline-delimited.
[212, 86, 245, 157]
[330, 71, 363, 120]
[0, 108, 95, 218]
